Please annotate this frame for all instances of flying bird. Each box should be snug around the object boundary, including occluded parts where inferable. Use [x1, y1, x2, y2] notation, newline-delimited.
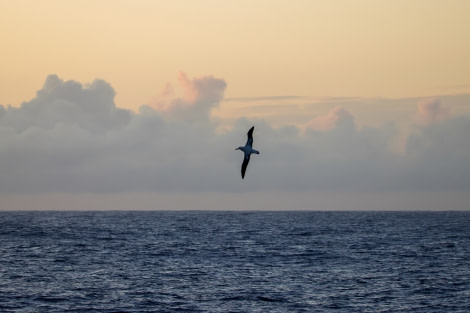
[235, 126, 260, 179]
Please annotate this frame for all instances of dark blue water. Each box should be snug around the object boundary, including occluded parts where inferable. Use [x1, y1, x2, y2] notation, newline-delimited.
[1, 211, 469, 312]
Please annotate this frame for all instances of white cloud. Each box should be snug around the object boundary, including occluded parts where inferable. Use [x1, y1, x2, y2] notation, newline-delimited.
[1, 75, 470, 197]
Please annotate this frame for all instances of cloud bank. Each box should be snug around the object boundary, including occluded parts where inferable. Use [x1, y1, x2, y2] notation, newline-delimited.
[1, 74, 470, 196]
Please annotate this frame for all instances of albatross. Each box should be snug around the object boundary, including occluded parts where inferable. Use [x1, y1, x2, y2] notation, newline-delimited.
[235, 126, 260, 179]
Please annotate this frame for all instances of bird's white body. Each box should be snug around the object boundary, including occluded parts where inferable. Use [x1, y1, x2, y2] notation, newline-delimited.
[236, 146, 259, 155]
[235, 126, 260, 179]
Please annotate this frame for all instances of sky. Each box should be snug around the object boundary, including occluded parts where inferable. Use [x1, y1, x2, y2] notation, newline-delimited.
[1, 0, 470, 210]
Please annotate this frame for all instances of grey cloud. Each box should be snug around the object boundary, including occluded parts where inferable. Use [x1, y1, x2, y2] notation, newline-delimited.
[405, 116, 470, 191]
[1, 75, 132, 133]
[1, 75, 470, 194]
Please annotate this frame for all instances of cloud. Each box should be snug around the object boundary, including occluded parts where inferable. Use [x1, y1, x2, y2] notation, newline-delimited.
[304, 106, 355, 131]
[405, 115, 470, 191]
[1, 75, 470, 195]
[0, 75, 132, 133]
[151, 72, 227, 123]
[224, 96, 305, 102]
[415, 98, 450, 125]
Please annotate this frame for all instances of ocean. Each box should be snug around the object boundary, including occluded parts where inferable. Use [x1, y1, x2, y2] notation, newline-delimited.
[0, 211, 469, 312]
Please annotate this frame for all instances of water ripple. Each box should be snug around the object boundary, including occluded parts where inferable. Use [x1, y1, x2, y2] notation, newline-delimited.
[0, 211, 469, 312]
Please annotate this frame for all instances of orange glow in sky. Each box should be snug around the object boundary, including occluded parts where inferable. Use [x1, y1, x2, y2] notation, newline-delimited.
[1, 0, 469, 114]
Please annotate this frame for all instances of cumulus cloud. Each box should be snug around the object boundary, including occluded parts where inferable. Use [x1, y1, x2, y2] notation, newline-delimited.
[415, 98, 450, 125]
[304, 106, 355, 131]
[1, 75, 470, 195]
[152, 72, 227, 123]
[0, 75, 132, 133]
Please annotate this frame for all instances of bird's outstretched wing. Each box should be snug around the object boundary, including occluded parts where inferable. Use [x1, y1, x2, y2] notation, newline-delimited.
[241, 155, 250, 179]
[246, 126, 254, 147]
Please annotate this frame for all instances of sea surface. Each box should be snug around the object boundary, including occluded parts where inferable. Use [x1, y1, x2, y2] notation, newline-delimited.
[0, 211, 469, 313]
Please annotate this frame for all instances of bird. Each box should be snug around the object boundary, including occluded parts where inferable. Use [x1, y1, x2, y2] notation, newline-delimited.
[235, 126, 260, 179]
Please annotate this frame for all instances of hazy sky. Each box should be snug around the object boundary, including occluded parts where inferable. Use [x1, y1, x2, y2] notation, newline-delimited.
[1, 1, 470, 210]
